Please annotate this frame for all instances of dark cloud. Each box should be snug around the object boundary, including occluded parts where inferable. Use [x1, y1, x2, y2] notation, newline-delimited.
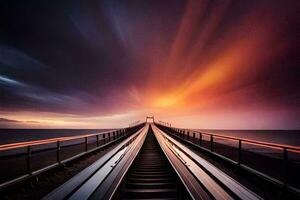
[0, 118, 39, 124]
[0, 118, 19, 123]
[0, 118, 39, 129]
[0, 0, 184, 114]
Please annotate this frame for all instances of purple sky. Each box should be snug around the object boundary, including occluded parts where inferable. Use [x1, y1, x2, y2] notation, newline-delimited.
[0, 0, 299, 129]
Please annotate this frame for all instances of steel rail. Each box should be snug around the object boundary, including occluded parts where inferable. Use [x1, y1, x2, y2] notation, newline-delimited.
[89, 124, 149, 199]
[153, 124, 262, 200]
[43, 124, 149, 200]
[157, 123, 300, 197]
[44, 124, 197, 200]
[44, 123, 262, 200]
[152, 125, 213, 200]
[105, 124, 194, 199]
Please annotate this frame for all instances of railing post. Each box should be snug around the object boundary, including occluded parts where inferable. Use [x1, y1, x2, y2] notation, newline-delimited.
[193, 132, 195, 143]
[238, 140, 242, 165]
[57, 141, 61, 164]
[283, 147, 288, 185]
[85, 137, 88, 152]
[108, 132, 111, 142]
[27, 146, 32, 174]
[199, 132, 202, 146]
[96, 135, 99, 147]
[210, 135, 213, 151]
[187, 131, 190, 140]
[102, 134, 105, 144]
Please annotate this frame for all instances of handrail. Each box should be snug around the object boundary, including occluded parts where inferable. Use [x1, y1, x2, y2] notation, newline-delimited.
[0, 129, 118, 151]
[0, 123, 146, 190]
[153, 125, 262, 200]
[155, 123, 300, 196]
[169, 126, 300, 152]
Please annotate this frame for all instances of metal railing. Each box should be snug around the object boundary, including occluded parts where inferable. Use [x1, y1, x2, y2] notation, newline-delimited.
[0, 123, 145, 190]
[156, 123, 300, 195]
[43, 124, 148, 200]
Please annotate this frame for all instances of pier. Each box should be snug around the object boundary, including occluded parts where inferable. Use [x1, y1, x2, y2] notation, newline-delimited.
[0, 120, 299, 200]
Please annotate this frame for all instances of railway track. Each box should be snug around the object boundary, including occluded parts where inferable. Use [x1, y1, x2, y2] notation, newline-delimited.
[119, 127, 190, 199]
[43, 124, 262, 200]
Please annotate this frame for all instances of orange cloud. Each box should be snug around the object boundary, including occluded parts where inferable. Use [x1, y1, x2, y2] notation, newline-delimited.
[148, 4, 285, 114]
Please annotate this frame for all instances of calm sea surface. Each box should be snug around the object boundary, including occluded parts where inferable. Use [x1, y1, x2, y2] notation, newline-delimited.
[0, 129, 299, 146]
[197, 129, 300, 146]
[0, 129, 111, 145]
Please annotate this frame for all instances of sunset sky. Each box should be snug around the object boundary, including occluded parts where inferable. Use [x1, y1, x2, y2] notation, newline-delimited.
[0, 0, 299, 129]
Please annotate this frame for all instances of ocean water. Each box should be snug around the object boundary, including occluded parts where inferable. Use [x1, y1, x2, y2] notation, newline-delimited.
[0, 128, 299, 161]
[0, 129, 111, 145]
[197, 129, 300, 146]
[0, 128, 299, 146]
